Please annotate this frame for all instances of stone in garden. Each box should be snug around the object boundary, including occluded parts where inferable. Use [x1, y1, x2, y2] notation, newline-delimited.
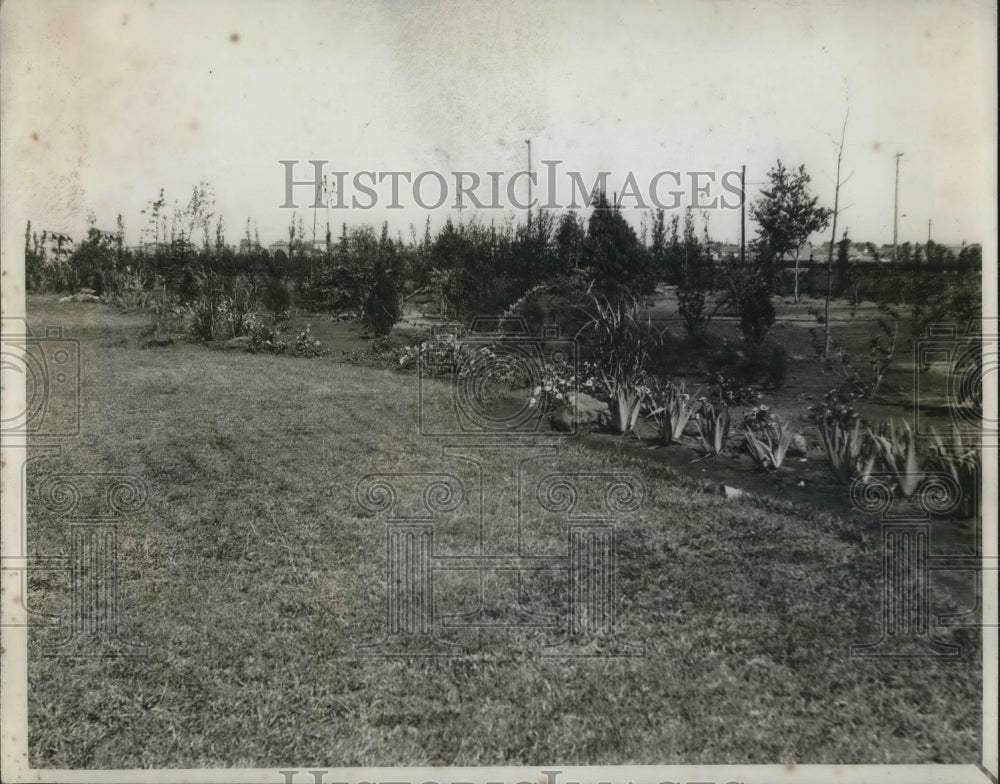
[59, 292, 101, 303]
[570, 392, 607, 422]
[550, 391, 608, 432]
[721, 484, 745, 499]
[787, 433, 809, 457]
[225, 336, 251, 351]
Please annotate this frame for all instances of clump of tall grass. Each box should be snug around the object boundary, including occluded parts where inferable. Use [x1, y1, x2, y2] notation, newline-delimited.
[580, 295, 660, 435]
[872, 419, 923, 498]
[743, 412, 795, 471]
[816, 410, 879, 485]
[646, 380, 700, 445]
[927, 426, 980, 518]
[694, 400, 731, 457]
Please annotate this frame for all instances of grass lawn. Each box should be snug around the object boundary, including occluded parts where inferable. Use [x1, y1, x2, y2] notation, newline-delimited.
[24, 295, 982, 767]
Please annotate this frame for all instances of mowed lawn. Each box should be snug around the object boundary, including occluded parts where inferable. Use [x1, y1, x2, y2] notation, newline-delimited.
[24, 297, 981, 767]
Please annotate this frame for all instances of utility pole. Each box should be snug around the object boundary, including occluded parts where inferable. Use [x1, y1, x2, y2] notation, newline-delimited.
[927, 218, 932, 243]
[892, 152, 903, 262]
[740, 164, 746, 266]
[525, 138, 532, 230]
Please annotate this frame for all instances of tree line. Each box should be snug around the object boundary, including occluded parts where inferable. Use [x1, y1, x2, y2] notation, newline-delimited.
[24, 166, 981, 343]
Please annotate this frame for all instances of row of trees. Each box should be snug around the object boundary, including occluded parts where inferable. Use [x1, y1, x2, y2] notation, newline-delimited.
[24, 166, 981, 342]
[23, 183, 687, 335]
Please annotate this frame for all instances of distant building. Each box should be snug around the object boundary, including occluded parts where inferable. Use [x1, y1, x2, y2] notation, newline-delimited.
[706, 243, 757, 263]
[269, 239, 333, 255]
[713, 243, 740, 260]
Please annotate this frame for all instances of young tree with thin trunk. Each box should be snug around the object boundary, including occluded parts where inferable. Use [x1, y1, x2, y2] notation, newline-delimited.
[824, 106, 852, 358]
[751, 161, 831, 303]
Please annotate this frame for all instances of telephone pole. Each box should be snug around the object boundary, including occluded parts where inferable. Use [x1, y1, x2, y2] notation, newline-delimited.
[927, 218, 932, 243]
[525, 139, 532, 229]
[740, 164, 746, 265]
[892, 152, 903, 262]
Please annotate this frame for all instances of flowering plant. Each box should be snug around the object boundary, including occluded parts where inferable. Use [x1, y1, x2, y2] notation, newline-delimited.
[645, 380, 700, 445]
[807, 387, 863, 427]
[288, 323, 327, 357]
[708, 373, 761, 407]
[741, 406, 794, 470]
[527, 357, 586, 412]
[395, 335, 536, 419]
[693, 399, 731, 457]
[395, 333, 464, 374]
[246, 314, 278, 351]
[246, 318, 326, 357]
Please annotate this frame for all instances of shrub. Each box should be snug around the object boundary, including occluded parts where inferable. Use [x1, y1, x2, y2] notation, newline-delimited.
[368, 335, 396, 357]
[706, 340, 742, 376]
[182, 272, 260, 343]
[246, 319, 326, 357]
[709, 340, 787, 390]
[262, 277, 291, 325]
[507, 279, 593, 349]
[644, 328, 678, 377]
[395, 332, 472, 375]
[764, 344, 787, 388]
[677, 287, 709, 339]
[220, 275, 258, 339]
[184, 286, 223, 343]
[743, 342, 788, 389]
[104, 269, 158, 310]
[518, 297, 549, 334]
[738, 282, 776, 345]
[246, 314, 279, 352]
[825, 319, 899, 399]
[362, 255, 400, 337]
[287, 324, 327, 357]
[529, 357, 593, 414]
[395, 334, 537, 409]
[707, 372, 762, 407]
[864, 318, 898, 398]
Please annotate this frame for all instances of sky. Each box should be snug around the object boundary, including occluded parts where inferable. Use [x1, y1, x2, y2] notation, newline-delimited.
[2, 0, 997, 249]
